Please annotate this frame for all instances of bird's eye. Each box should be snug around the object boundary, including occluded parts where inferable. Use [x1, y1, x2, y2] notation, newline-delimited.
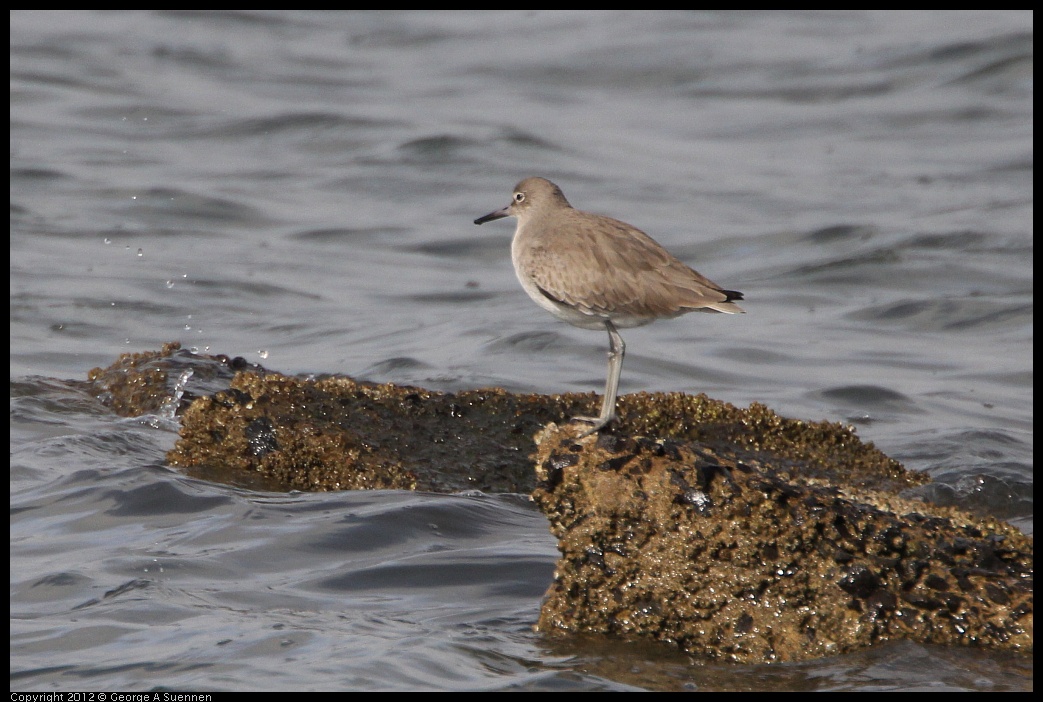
[514, 192, 525, 203]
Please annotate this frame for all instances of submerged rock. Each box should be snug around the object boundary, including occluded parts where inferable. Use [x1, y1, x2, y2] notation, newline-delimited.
[90, 342, 583, 492]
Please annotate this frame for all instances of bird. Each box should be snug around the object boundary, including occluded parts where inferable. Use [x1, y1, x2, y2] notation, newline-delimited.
[474, 177, 744, 437]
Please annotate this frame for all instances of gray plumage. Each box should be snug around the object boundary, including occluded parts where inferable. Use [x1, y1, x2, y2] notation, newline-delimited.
[475, 177, 744, 436]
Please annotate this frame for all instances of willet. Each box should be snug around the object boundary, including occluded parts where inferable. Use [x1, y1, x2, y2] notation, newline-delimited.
[475, 177, 744, 436]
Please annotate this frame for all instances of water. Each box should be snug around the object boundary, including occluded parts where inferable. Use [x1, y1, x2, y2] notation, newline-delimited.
[10, 10, 1033, 691]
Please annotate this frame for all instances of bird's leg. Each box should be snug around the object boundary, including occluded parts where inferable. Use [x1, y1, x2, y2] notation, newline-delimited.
[574, 321, 625, 437]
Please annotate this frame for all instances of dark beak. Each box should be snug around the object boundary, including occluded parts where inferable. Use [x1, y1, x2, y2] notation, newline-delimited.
[474, 205, 510, 225]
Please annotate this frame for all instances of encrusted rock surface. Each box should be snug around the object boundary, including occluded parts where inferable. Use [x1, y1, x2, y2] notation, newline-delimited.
[87, 343, 1032, 662]
[531, 424, 1032, 662]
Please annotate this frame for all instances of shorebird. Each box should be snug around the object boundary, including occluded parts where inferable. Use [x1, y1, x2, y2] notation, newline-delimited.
[474, 177, 744, 437]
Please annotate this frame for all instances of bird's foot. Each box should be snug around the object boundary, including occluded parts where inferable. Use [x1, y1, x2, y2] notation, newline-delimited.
[570, 414, 615, 438]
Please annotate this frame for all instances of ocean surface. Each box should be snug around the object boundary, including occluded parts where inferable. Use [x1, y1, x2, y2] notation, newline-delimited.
[10, 10, 1033, 692]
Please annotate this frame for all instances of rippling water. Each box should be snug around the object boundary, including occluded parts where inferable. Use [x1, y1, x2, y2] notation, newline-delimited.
[10, 11, 1033, 691]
